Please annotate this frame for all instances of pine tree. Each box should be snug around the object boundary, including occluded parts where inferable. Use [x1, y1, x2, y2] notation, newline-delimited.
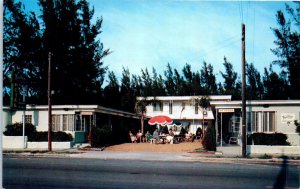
[246, 63, 264, 100]
[263, 66, 289, 100]
[38, 0, 110, 104]
[3, 0, 42, 105]
[103, 71, 121, 108]
[220, 57, 241, 100]
[164, 63, 176, 96]
[271, 2, 300, 99]
[200, 61, 217, 95]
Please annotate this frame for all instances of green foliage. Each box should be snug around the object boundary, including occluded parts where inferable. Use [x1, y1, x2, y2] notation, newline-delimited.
[202, 125, 216, 151]
[271, 3, 300, 99]
[4, 123, 37, 137]
[295, 120, 300, 135]
[164, 63, 176, 95]
[258, 154, 273, 159]
[4, 0, 299, 111]
[3, 0, 42, 105]
[250, 133, 290, 145]
[220, 57, 241, 100]
[201, 61, 218, 95]
[91, 126, 113, 147]
[29, 131, 73, 142]
[4, 0, 110, 105]
[103, 71, 121, 109]
[3, 123, 72, 141]
[263, 66, 289, 100]
[246, 63, 264, 100]
[199, 96, 210, 109]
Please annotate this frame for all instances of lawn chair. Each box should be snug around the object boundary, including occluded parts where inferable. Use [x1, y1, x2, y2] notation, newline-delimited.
[228, 137, 238, 144]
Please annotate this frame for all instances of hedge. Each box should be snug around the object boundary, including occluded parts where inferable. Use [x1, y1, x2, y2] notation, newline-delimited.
[4, 123, 73, 142]
[29, 131, 73, 142]
[4, 123, 36, 137]
[91, 126, 112, 147]
[248, 133, 289, 145]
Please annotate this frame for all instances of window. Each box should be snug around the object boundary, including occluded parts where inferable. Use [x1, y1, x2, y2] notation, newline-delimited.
[52, 114, 76, 131]
[195, 102, 199, 114]
[248, 111, 276, 132]
[230, 115, 240, 133]
[169, 101, 173, 114]
[25, 115, 32, 124]
[63, 115, 74, 131]
[52, 115, 61, 131]
[75, 114, 84, 131]
[153, 102, 163, 111]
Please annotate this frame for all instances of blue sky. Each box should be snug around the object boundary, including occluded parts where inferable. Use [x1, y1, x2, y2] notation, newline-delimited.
[23, 0, 291, 83]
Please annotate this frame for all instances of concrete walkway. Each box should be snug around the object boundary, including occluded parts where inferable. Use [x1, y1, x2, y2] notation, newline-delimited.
[3, 149, 300, 165]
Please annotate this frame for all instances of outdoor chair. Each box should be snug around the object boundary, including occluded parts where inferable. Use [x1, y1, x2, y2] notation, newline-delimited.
[228, 137, 238, 144]
[149, 138, 156, 144]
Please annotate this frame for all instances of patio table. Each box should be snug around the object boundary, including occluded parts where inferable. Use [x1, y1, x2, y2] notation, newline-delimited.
[159, 135, 167, 144]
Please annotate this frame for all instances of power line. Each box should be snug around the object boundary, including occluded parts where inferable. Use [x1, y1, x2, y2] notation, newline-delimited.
[239, 1, 244, 23]
[186, 36, 240, 63]
[251, 3, 256, 64]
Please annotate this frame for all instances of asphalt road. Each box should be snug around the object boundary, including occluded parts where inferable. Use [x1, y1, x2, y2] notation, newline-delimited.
[3, 157, 299, 189]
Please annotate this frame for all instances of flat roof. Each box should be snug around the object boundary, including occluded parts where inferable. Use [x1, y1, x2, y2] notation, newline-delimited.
[3, 105, 140, 119]
[211, 100, 300, 107]
[137, 95, 232, 101]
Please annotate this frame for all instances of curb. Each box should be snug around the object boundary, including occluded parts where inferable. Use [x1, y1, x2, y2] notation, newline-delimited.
[3, 150, 300, 165]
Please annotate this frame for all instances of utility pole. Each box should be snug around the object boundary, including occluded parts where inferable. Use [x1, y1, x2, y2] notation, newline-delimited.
[48, 52, 52, 151]
[0, 2, 4, 187]
[23, 95, 26, 149]
[241, 23, 247, 158]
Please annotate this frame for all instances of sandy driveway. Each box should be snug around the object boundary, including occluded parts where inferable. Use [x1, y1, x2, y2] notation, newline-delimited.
[105, 141, 203, 152]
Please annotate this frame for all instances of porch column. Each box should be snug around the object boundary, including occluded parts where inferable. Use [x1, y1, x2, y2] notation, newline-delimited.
[215, 108, 218, 146]
[221, 112, 223, 147]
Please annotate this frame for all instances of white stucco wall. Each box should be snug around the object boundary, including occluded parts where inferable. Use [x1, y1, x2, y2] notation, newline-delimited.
[3, 136, 27, 149]
[146, 100, 213, 120]
[145, 99, 214, 134]
[247, 145, 300, 155]
[2, 110, 11, 130]
[7, 109, 76, 132]
[27, 142, 72, 149]
[246, 105, 300, 146]
[246, 105, 299, 134]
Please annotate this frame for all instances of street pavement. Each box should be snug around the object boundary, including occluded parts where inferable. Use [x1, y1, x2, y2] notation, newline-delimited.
[3, 156, 300, 189]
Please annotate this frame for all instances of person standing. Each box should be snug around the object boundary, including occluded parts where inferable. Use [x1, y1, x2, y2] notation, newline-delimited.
[153, 128, 159, 142]
[136, 130, 143, 143]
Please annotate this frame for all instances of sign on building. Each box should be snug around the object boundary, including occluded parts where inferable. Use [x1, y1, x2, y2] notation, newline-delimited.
[218, 109, 235, 113]
[281, 113, 295, 123]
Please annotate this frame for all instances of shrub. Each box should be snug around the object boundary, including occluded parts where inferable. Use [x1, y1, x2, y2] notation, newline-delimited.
[251, 133, 289, 145]
[295, 120, 300, 135]
[202, 125, 216, 151]
[29, 131, 73, 142]
[4, 123, 36, 138]
[91, 126, 112, 147]
[4, 123, 73, 142]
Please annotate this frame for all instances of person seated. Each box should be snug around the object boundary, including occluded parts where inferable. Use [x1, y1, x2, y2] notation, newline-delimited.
[145, 131, 153, 142]
[129, 131, 137, 143]
[169, 128, 174, 137]
[166, 129, 174, 144]
[196, 127, 203, 139]
[185, 132, 192, 142]
[136, 130, 143, 142]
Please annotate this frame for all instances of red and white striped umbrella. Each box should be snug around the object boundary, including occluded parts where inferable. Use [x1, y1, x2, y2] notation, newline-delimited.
[148, 115, 173, 126]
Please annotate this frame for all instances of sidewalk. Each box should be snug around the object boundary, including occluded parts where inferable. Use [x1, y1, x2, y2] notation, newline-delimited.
[3, 148, 300, 165]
